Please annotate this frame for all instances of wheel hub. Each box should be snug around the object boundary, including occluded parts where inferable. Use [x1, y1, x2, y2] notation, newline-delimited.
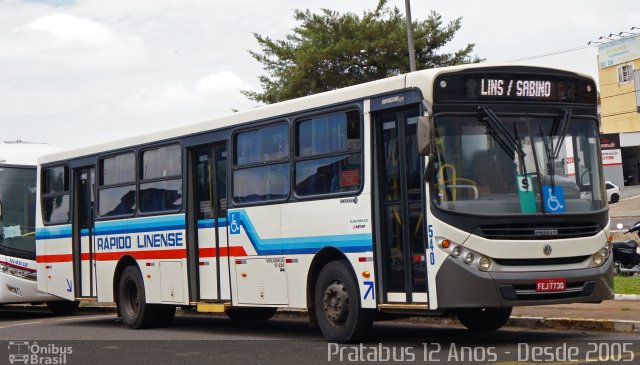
[124, 281, 140, 316]
[322, 281, 349, 325]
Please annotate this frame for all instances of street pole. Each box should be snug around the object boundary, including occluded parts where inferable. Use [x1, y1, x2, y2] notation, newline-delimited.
[404, 0, 417, 72]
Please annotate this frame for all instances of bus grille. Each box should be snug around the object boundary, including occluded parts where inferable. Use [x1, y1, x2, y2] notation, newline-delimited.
[477, 222, 601, 240]
[493, 256, 590, 266]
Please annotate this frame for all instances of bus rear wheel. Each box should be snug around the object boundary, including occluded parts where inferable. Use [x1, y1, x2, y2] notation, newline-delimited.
[314, 260, 374, 343]
[457, 307, 512, 331]
[118, 266, 156, 329]
[46, 301, 79, 315]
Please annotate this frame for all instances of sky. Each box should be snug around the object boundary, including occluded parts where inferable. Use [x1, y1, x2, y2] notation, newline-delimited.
[1, 0, 639, 149]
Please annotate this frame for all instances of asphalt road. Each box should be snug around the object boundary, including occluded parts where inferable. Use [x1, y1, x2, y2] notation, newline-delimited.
[0, 307, 638, 364]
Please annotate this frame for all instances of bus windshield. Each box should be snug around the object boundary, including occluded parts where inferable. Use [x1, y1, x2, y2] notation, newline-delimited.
[432, 114, 604, 215]
[0, 167, 37, 253]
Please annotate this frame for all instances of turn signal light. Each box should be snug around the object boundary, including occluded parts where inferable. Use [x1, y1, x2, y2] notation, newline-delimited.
[362, 271, 371, 278]
[441, 239, 451, 249]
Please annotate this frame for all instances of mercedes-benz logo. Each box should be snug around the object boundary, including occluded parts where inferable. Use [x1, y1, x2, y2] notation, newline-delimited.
[543, 244, 552, 256]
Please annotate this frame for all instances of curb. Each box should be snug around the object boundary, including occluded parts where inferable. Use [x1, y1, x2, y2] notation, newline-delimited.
[508, 316, 640, 333]
[615, 294, 640, 300]
[14, 304, 638, 334]
[377, 314, 640, 333]
[183, 308, 640, 334]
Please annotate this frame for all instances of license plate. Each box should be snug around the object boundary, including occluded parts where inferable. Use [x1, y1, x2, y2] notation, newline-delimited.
[535, 278, 566, 292]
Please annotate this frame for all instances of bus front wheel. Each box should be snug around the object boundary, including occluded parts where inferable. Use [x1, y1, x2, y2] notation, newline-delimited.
[457, 307, 512, 331]
[314, 260, 374, 343]
[118, 266, 156, 329]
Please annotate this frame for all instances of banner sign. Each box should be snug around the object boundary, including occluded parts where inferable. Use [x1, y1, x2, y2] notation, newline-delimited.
[598, 35, 640, 69]
[602, 149, 622, 166]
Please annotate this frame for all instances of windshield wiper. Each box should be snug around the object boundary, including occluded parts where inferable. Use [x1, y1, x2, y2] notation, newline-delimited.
[539, 108, 572, 188]
[549, 108, 572, 159]
[478, 106, 526, 161]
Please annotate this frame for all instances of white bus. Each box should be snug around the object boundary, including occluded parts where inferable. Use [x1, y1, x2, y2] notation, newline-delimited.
[0, 141, 78, 314]
[35, 64, 613, 342]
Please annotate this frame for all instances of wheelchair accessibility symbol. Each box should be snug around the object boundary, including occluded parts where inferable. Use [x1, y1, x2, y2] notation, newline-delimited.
[543, 186, 566, 213]
[229, 212, 241, 234]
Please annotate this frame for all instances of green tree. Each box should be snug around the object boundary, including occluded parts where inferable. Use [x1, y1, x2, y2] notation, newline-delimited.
[243, 0, 481, 104]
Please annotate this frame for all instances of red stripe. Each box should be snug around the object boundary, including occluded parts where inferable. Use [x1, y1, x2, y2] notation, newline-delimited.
[36, 245, 248, 264]
[0, 260, 36, 272]
[37, 250, 186, 263]
[36, 254, 73, 263]
[95, 249, 187, 261]
[199, 246, 247, 257]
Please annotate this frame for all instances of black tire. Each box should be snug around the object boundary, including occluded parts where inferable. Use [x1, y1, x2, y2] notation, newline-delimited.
[610, 194, 620, 204]
[118, 266, 156, 329]
[457, 307, 512, 331]
[226, 307, 277, 321]
[46, 301, 79, 315]
[314, 260, 374, 343]
[154, 305, 176, 327]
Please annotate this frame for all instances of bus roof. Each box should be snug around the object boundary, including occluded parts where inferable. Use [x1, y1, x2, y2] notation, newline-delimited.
[0, 141, 59, 167]
[38, 63, 592, 165]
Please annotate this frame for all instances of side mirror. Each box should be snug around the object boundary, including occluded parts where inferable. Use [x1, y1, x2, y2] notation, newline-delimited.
[417, 116, 437, 181]
[417, 116, 434, 156]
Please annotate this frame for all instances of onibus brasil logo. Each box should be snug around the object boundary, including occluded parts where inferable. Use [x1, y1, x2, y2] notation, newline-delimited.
[7, 341, 72, 364]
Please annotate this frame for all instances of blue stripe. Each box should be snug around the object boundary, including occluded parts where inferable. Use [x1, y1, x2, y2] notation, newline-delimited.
[197, 218, 228, 229]
[37, 214, 187, 239]
[93, 224, 185, 236]
[94, 214, 186, 236]
[232, 209, 372, 255]
[37, 211, 373, 256]
[36, 225, 72, 240]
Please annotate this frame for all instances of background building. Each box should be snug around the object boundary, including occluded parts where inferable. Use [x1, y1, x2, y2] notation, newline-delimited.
[597, 33, 640, 186]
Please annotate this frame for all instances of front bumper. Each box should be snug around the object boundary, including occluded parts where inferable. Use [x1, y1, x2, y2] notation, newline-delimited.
[435, 254, 614, 308]
[0, 274, 59, 304]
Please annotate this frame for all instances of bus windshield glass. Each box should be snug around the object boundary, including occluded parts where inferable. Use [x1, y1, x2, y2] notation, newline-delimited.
[432, 114, 604, 215]
[0, 167, 37, 253]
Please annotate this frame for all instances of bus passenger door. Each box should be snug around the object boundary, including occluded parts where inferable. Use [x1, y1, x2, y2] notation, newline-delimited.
[72, 167, 97, 298]
[373, 105, 428, 304]
[188, 144, 229, 301]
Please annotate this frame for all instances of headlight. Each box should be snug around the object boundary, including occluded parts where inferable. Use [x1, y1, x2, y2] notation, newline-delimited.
[592, 241, 611, 267]
[0, 263, 32, 278]
[592, 252, 604, 266]
[478, 256, 492, 271]
[436, 237, 492, 271]
[464, 253, 474, 264]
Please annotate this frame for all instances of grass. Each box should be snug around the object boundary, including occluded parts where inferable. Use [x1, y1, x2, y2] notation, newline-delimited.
[614, 275, 640, 295]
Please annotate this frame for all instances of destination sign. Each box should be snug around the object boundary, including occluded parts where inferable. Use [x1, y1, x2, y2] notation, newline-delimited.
[480, 79, 552, 98]
[434, 71, 597, 104]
